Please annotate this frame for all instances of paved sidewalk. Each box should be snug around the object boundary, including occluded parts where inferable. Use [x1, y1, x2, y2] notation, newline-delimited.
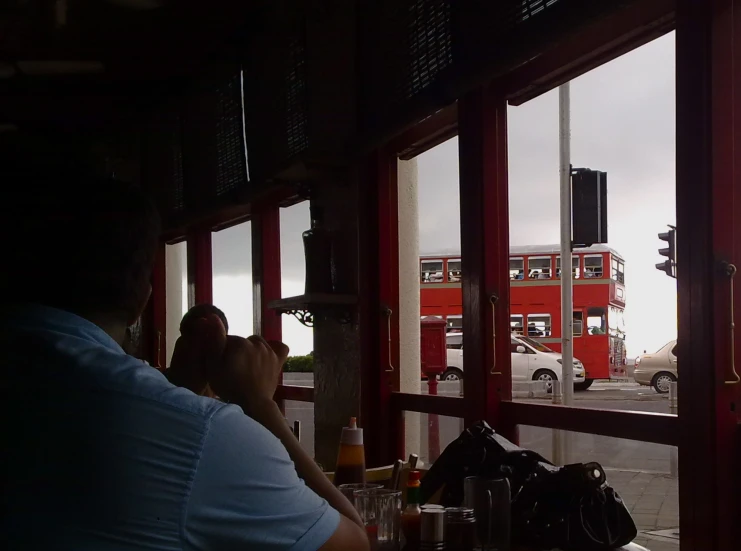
[607, 469, 679, 550]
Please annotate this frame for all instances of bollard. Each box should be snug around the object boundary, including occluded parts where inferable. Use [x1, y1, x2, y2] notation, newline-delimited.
[669, 382, 678, 478]
[551, 380, 563, 405]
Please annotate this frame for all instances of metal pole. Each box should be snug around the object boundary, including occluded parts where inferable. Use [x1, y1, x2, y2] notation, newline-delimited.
[551, 380, 564, 465]
[669, 381, 678, 477]
[559, 83, 574, 465]
[559, 83, 574, 406]
[427, 375, 440, 463]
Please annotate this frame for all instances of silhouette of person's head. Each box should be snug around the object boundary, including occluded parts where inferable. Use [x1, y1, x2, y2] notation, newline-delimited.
[2, 130, 161, 331]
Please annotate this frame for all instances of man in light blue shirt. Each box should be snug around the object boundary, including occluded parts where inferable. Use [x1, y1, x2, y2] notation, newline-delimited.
[0, 141, 368, 551]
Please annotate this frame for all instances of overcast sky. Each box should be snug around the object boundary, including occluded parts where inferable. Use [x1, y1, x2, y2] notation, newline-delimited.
[207, 32, 677, 358]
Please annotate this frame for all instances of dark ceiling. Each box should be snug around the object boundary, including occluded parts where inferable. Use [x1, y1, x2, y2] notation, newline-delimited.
[0, 0, 262, 128]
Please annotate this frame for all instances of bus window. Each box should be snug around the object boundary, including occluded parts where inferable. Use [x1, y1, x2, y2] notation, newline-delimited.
[421, 259, 444, 283]
[587, 307, 607, 335]
[584, 255, 603, 278]
[510, 314, 524, 335]
[447, 315, 462, 332]
[611, 257, 625, 284]
[527, 314, 551, 336]
[447, 258, 462, 282]
[609, 306, 626, 335]
[556, 256, 580, 279]
[528, 257, 552, 279]
[510, 257, 524, 280]
[573, 311, 583, 336]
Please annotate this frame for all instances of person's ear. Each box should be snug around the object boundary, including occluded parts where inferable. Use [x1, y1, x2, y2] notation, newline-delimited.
[128, 284, 152, 326]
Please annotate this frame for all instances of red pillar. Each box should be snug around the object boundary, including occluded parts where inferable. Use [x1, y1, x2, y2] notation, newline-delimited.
[359, 148, 401, 467]
[458, 87, 514, 438]
[251, 204, 283, 409]
[251, 204, 283, 342]
[676, 1, 741, 549]
[186, 229, 213, 307]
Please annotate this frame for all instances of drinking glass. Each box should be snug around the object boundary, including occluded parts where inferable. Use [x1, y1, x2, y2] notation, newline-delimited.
[464, 476, 511, 551]
[354, 488, 402, 551]
[338, 482, 383, 504]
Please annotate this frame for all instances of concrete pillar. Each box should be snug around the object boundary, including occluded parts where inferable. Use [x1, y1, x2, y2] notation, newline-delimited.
[165, 243, 186, 367]
[312, 181, 361, 470]
[398, 158, 422, 457]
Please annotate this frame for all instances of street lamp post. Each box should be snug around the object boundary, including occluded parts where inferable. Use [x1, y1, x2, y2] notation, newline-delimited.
[558, 82, 574, 463]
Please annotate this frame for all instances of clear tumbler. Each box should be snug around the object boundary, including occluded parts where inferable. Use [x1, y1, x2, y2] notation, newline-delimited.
[354, 488, 402, 551]
[338, 483, 383, 504]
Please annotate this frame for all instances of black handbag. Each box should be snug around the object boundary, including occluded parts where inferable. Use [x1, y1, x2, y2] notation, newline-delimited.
[420, 421, 637, 551]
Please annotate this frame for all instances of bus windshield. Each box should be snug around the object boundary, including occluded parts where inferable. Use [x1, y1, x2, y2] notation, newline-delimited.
[518, 335, 555, 353]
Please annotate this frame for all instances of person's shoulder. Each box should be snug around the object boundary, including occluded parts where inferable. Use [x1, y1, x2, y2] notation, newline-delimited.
[203, 402, 283, 451]
[107, 356, 229, 421]
[50, 335, 229, 423]
[184, 404, 342, 551]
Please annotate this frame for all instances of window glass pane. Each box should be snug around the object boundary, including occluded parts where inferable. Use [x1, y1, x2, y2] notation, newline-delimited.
[281, 202, 314, 355]
[285, 398, 315, 462]
[612, 258, 626, 284]
[587, 307, 607, 334]
[517, 335, 554, 353]
[165, 242, 188, 367]
[447, 259, 462, 282]
[421, 260, 444, 283]
[510, 338, 525, 353]
[416, 137, 465, 398]
[528, 257, 552, 279]
[518, 426, 678, 549]
[404, 412, 464, 466]
[446, 333, 463, 350]
[212, 222, 253, 338]
[446, 315, 462, 331]
[584, 256, 604, 278]
[527, 314, 552, 336]
[556, 256, 581, 279]
[510, 258, 525, 280]
[574, 311, 583, 337]
[510, 314, 524, 335]
[610, 307, 626, 334]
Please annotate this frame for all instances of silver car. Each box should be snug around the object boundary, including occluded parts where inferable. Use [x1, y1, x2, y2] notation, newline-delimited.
[634, 340, 677, 393]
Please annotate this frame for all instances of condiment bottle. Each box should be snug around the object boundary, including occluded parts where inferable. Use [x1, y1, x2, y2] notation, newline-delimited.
[302, 205, 334, 294]
[401, 470, 423, 550]
[420, 509, 446, 550]
[444, 507, 476, 551]
[333, 417, 366, 486]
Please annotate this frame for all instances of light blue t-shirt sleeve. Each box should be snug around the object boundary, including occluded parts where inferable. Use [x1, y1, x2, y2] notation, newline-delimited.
[183, 404, 340, 551]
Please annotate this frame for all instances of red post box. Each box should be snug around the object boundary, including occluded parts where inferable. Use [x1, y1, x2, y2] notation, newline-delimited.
[420, 316, 448, 378]
[420, 316, 447, 463]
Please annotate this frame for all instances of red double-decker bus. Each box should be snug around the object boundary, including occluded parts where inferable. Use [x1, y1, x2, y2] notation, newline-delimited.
[420, 244, 627, 390]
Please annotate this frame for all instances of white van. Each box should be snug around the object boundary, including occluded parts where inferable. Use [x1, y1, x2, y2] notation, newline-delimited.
[444, 333, 586, 389]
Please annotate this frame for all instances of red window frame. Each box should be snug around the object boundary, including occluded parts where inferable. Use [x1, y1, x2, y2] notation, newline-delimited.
[146, 1, 741, 548]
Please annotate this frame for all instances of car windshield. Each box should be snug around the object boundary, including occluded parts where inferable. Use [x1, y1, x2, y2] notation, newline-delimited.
[517, 335, 555, 353]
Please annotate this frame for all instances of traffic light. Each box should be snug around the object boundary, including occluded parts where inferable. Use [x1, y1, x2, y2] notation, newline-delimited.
[656, 226, 677, 278]
[572, 168, 608, 247]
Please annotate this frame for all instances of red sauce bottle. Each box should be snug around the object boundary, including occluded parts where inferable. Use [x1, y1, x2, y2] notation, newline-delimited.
[401, 470, 423, 550]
